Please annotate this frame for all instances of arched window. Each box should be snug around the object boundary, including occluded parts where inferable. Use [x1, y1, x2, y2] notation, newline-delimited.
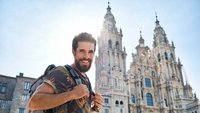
[115, 100, 119, 107]
[141, 90, 143, 99]
[131, 95, 135, 103]
[108, 40, 112, 48]
[120, 101, 123, 105]
[116, 41, 119, 50]
[146, 93, 153, 106]
[164, 99, 168, 107]
[157, 54, 161, 62]
[164, 52, 168, 60]
[145, 78, 151, 88]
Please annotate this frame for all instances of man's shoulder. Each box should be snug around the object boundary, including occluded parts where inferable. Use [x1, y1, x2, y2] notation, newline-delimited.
[56, 65, 70, 74]
[46, 65, 72, 82]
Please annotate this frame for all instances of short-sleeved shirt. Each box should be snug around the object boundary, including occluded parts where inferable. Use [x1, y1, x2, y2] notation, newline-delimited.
[44, 66, 92, 113]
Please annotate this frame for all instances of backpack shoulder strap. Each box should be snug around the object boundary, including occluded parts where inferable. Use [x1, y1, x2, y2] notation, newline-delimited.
[64, 65, 82, 85]
[64, 65, 93, 94]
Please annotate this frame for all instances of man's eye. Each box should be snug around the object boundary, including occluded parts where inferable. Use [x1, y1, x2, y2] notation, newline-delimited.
[79, 49, 85, 52]
[89, 51, 94, 54]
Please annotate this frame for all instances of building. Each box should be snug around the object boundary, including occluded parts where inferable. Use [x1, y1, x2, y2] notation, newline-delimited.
[95, 3, 200, 113]
[0, 73, 35, 113]
[1, 3, 199, 113]
[95, 2, 128, 113]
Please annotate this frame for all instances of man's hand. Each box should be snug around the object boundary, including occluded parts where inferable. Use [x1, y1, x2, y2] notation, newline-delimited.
[72, 84, 89, 99]
[91, 92, 103, 112]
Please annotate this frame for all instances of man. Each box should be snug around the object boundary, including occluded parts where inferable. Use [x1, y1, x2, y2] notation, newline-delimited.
[28, 32, 102, 113]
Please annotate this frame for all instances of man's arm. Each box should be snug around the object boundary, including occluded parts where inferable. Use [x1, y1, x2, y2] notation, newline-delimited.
[28, 82, 89, 111]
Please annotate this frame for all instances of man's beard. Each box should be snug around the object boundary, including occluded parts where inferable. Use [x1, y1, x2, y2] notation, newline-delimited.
[75, 58, 92, 73]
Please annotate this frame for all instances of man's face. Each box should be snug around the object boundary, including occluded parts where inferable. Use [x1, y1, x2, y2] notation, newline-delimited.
[73, 41, 95, 73]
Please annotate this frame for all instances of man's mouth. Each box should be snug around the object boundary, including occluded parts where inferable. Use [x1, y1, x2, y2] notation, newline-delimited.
[80, 59, 91, 65]
[82, 60, 89, 63]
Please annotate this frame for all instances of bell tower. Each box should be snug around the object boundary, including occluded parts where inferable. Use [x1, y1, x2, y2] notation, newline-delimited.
[95, 2, 128, 113]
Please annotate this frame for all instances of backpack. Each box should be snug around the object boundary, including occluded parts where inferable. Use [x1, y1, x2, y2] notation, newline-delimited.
[28, 64, 83, 113]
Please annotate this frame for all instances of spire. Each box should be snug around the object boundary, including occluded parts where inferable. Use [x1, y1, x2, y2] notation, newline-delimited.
[103, 1, 117, 32]
[153, 13, 169, 47]
[107, 1, 111, 12]
[139, 30, 144, 45]
[155, 12, 160, 25]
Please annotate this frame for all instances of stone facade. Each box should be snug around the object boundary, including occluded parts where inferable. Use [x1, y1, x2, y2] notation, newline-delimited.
[95, 3, 200, 113]
[0, 73, 35, 113]
[0, 75, 16, 113]
[1, 3, 200, 113]
[95, 3, 128, 113]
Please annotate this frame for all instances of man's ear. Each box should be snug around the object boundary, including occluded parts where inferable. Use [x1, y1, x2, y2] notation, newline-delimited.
[72, 49, 75, 56]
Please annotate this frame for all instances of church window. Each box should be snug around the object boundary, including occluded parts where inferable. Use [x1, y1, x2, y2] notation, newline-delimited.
[141, 90, 143, 99]
[120, 101, 123, 105]
[108, 39, 112, 48]
[164, 99, 168, 107]
[145, 78, 151, 88]
[115, 100, 119, 107]
[131, 95, 135, 103]
[157, 54, 161, 62]
[104, 98, 109, 104]
[146, 93, 153, 106]
[164, 52, 168, 60]
[104, 109, 109, 113]
[116, 41, 119, 50]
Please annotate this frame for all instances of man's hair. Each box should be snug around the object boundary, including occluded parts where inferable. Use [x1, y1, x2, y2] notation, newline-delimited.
[72, 32, 96, 51]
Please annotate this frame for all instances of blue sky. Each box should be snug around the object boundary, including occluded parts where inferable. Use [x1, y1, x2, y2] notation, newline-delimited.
[0, 0, 200, 98]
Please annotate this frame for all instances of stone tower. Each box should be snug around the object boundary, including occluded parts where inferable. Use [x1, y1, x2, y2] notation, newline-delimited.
[95, 2, 129, 113]
[128, 15, 199, 113]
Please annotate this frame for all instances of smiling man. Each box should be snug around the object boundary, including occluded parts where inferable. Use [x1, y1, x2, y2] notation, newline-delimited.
[28, 32, 102, 113]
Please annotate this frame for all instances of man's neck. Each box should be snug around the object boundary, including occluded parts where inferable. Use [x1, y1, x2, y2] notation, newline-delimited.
[72, 64, 87, 77]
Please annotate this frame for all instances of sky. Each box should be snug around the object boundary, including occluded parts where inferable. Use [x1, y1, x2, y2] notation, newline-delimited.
[0, 0, 200, 98]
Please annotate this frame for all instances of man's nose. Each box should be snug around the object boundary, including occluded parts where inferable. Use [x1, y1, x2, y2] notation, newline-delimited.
[83, 52, 90, 59]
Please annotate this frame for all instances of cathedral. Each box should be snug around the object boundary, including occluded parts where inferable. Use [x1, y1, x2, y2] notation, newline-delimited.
[0, 2, 200, 113]
[95, 3, 200, 113]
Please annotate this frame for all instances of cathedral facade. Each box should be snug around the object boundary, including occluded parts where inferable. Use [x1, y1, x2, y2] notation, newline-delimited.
[95, 3, 200, 113]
